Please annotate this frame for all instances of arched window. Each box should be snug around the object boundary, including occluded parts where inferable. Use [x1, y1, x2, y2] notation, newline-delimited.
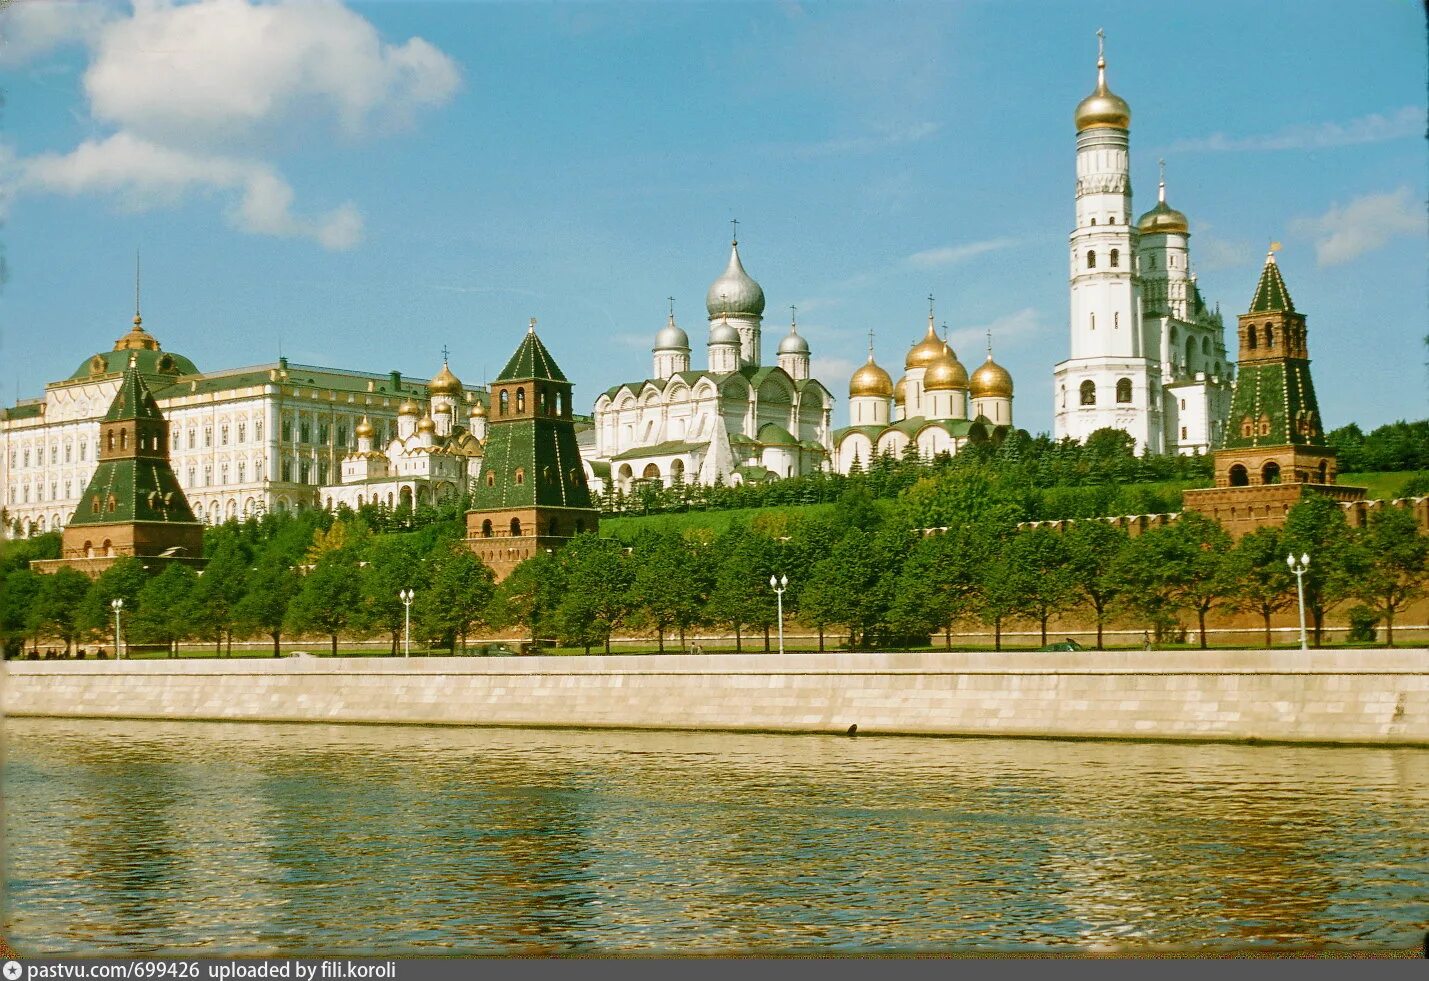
[1150, 254, 1157, 268]
[1261, 461, 1281, 485]
[1317, 461, 1328, 483]
[516, 388, 526, 413]
[499, 390, 509, 415]
[510, 517, 522, 537]
[481, 519, 493, 538]
[538, 390, 547, 415]
[514, 468, 525, 485]
[1109, 249, 1120, 268]
[1201, 337, 1211, 355]
[1185, 337, 1195, 367]
[1229, 464, 1249, 487]
[1090, 218, 1097, 225]
[1086, 250, 1097, 269]
[547, 518, 558, 536]
[1259, 415, 1272, 437]
[1079, 380, 1096, 405]
[1115, 378, 1132, 403]
[1264, 324, 1274, 347]
[486, 473, 496, 487]
[106, 430, 114, 451]
[1246, 327, 1257, 350]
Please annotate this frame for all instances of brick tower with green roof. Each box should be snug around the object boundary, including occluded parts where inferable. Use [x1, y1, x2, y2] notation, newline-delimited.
[43, 353, 205, 576]
[465, 320, 599, 579]
[1183, 249, 1362, 536]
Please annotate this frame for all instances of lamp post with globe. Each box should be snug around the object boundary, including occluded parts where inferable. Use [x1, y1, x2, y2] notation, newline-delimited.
[1287, 553, 1310, 650]
[769, 575, 788, 656]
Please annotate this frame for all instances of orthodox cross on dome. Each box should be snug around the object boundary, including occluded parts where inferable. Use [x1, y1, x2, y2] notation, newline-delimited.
[789, 304, 797, 328]
[668, 296, 676, 319]
[1097, 27, 1104, 58]
[134, 248, 142, 321]
[927, 293, 935, 319]
[867, 328, 875, 357]
[730, 218, 739, 245]
[441, 344, 450, 363]
[1158, 158, 1167, 202]
[986, 329, 993, 356]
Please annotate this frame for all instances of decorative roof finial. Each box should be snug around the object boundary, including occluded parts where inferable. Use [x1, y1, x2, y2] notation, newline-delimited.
[1268, 240, 1282, 261]
[528, 317, 537, 334]
[133, 248, 142, 327]
[867, 328, 876, 361]
[730, 217, 739, 246]
[1096, 27, 1106, 71]
[128, 351, 139, 369]
[668, 296, 676, 322]
[789, 304, 797, 331]
[1158, 158, 1167, 203]
[986, 329, 993, 358]
[441, 343, 450, 365]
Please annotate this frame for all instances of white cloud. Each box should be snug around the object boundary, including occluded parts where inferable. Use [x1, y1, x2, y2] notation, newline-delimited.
[1192, 231, 1258, 272]
[907, 238, 1018, 269]
[811, 356, 857, 384]
[1289, 187, 1426, 267]
[946, 307, 1045, 353]
[21, 132, 364, 249]
[1167, 107, 1425, 153]
[779, 122, 941, 159]
[84, 0, 460, 147]
[5, 0, 460, 250]
[0, 0, 116, 68]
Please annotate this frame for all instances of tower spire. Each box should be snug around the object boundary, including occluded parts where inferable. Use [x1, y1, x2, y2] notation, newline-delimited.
[134, 248, 142, 324]
[730, 217, 739, 246]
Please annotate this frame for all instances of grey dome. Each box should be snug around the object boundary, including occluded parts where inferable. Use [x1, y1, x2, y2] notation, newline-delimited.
[655, 315, 690, 351]
[777, 327, 809, 355]
[709, 320, 740, 346]
[705, 241, 766, 319]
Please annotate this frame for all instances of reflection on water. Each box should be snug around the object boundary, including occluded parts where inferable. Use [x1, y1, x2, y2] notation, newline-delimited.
[4, 718, 1427, 954]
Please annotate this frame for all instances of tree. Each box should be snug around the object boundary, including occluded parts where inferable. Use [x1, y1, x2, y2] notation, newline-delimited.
[287, 550, 363, 656]
[236, 559, 301, 657]
[1063, 520, 1130, 649]
[555, 534, 631, 654]
[887, 530, 981, 649]
[76, 556, 147, 640]
[361, 536, 427, 654]
[488, 551, 565, 647]
[1115, 514, 1234, 648]
[973, 529, 1023, 651]
[1005, 527, 1076, 647]
[799, 529, 905, 649]
[420, 543, 496, 653]
[1282, 495, 1359, 646]
[707, 527, 778, 652]
[190, 537, 250, 655]
[1351, 507, 1429, 645]
[28, 567, 91, 653]
[1, 569, 42, 657]
[131, 563, 198, 655]
[1223, 527, 1296, 647]
[630, 530, 707, 652]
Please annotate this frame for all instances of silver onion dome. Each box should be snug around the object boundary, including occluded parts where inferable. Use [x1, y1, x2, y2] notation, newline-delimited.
[655, 313, 690, 351]
[709, 320, 740, 346]
[705, 241, 766, 319]
[778, 325, 809, 355]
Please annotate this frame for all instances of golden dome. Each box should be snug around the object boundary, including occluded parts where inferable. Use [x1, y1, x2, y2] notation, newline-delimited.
[398, 397, 420, 416]
[849, 355, 893, 399]
[354, 416, 375, 439]
[469, 399, 487, 418]
[905, 318, 949, 370]
[893, 375, 907, 404]
[417, 414, 437, 434]
[429, 360, 462, 396]
[970, 355, 1013, 399]
[1137, 175, 1188, 234]
[923, 350, 969, 391]
[1074, 53, 1131, 132]
[113, 314, 162, 352]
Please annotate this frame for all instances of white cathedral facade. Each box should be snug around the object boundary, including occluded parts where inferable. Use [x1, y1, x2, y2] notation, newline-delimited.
[583, 237, 835, 494]
[1053, 40, 1232, 456]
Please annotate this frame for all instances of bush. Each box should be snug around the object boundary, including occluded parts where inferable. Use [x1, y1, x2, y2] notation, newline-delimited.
[1345, 605, 1378, 643]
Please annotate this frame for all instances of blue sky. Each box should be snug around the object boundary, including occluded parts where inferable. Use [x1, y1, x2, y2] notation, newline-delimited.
[2, 0, 1425, 433]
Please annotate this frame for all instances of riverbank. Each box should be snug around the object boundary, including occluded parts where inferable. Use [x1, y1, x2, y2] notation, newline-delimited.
[4, 649, 1427, 746]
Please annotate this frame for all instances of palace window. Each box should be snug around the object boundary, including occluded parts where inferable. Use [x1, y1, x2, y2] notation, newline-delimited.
[281, 417, 293, 441]
[336, 423, 348, 448]
[188, 467, 196, 486]
[1086, 250, 1097, 269]
[299, 461, 310, 484]
[255, 420, 263, 441]
[282, 461, 292, 482]
[204, 465, 213, 486]
[299, 421, 310, 443]
[318, 423, 329, 444]
[1180, 427, 1188, 440]
[237, 461, 246, 483]
[188, 429, 196, 449]
[80, 440, 87, 461]
[220, 424, 229, 446]
[65, 480, 72, 498]
[64, 443, 72, 463]
[50, 445, 57, 464]
[220, 464, 229, 485]
[237, 422, 246, 443]
[1115, 378, 1132, 403]
[172, 432, 180, 450]
[1264, 324, 1274, 347]
[22, 449, 29, 467]
[204, 427, 212, 448]
[1110, 249, 1120, 268]
[1079, 380, 1096, 405]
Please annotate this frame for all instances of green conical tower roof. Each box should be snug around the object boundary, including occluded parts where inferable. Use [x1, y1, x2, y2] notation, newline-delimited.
[496, 321, 567, 382]
[1248, 250, 1295, 313]
[103, 355, 166, 422]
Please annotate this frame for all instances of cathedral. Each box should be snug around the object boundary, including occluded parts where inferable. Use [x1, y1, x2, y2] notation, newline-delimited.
[1053, 36, 1233, 456]
[584, 234, 836, 493]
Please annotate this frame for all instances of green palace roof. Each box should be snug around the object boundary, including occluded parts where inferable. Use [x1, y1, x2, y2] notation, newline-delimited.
[67, 347, 199, 384]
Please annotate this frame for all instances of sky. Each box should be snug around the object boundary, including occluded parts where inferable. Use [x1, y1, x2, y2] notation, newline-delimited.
[1, 0, 1425, 434]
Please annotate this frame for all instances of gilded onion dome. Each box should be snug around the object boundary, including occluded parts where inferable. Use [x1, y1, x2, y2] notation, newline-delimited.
[709, 319, 740, 347]
[849, 352, 893, 398]
[354, 416, 375, 439]
[655, 311, 690, 351]
[398, 397, 420, 417]
[923, 350, 969, 391]
[705, 240, 766, 319]
[1074, 43, 1130, 132]
[469, 399, 487, 418]
[905, 317, 950, 370]
[417, 414, 437, 434]
[893, 375, 907, 404]
[1137, 170, 1189, 235]
[971, 354, 1014, 399]
[428, 359, 462, 396]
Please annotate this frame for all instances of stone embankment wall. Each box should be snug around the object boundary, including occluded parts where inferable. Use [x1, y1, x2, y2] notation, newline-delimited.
[4, 650, 1426, 746]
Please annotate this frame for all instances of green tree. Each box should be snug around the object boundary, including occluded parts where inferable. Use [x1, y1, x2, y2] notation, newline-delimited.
[630, 530, 707, 652]
[28, 566, 91, 654]
[1351, 507, 1429, 645]
[887, 530, 981, 649]
[1115, 514, 1234, 648]
[419, 543, 495, 653]
[555, 534, 632, 653]
[361, 536, 428, 654]
[235, 559, 301, 657]
[131, 563, 198, 655]
[1005, 527, 1076, 647]
[287, 550, 363, 656]
[488, 551, 565, 647]
[75, 556, 147, 641]
[1, 568, 42, 657]
[190, 538, 250, 655]
[799, 529, 904, 649]
[707, 527, 778, 652]
[1063, 520, 1130, 649]
[1223, 527, 1296, 647]
[973, 529, 1023, 651]
[1282, 495, 1359, 646]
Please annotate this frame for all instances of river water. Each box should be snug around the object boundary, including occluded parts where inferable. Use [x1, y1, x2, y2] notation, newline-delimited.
[4, 718, 1426, 955]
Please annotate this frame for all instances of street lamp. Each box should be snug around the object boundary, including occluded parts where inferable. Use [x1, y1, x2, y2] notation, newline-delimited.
[399, 589, 415, 658]
[110, 598, 124, 660]
[1286, 553, 1310, 651]
[769, 574, 788, 656]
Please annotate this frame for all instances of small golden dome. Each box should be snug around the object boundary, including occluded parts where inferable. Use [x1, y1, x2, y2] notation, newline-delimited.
[970, 355, 1013, 399]
[893, 375, 907, 404]
[354, 416, 375, 439]
[905, 318, 949, 370]
[429, 360, 462, 396]
[923, 351, 969, 391]
[1074, 55, 1131, 132]
[849, 354, 893, 399]
[417, 414, 437, 434]
[469, 399, 487, 418]
[398, 397, 420, 416]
